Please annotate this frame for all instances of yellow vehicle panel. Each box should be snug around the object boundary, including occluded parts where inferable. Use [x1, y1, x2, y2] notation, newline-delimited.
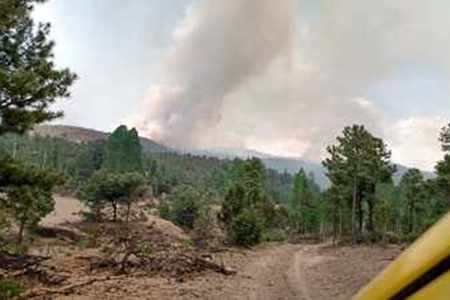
[410, 271, 450, 300]
[353, 212, 450, 299]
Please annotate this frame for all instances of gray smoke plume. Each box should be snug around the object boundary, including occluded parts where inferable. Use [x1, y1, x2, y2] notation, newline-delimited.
[125, 0, 298, 148]
[126, 0, 450, 169]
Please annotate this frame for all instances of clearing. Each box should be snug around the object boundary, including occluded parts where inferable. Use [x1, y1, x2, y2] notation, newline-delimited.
[22, 196, 402, 299]
[42, 242, 401, 300]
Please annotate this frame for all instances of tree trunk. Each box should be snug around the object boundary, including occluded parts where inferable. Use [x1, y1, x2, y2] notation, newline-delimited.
[332, 203, 338, 245]
[96, 202, 102, 223]
[17, 219, 26, 245]
[357, 195, 363, 235]
[367, 197, 374, 233]
[112, 202, 117, 222]
[125, 202, 132, 225]
[351, 177, 357, 242]
[409, 201, 414, 233]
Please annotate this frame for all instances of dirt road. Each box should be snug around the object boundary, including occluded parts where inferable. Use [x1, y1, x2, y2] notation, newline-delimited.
[57, 242, 400, 300]
[40, 196, 401, 299]
[206, 242, 398, 300]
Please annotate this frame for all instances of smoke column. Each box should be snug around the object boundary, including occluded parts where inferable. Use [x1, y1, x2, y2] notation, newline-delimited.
[126, 0, 297, 148]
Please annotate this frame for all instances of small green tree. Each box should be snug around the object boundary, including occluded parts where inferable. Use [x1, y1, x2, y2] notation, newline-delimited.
[219, 184, 247, 225]
[118, 172, 147, 224]
[398, 169, 425, 234]
[288, 169, 318, 234]
[230, 209, 264, 246]
[169, 185, 204, 230]
[220, 158, 281, 245]
[0, 158, 62, 243]
[79, 170, 146, 223]
[375, 183, 395, 238]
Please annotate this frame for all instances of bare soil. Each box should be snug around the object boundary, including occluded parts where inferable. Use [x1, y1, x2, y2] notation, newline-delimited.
[24, 196, 403, 299]
[28, 242, 401, 300]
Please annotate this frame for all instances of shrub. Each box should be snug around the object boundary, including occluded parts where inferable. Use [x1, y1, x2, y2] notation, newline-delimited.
[230, 209, 264, 247]
[157, 201, 171, 220]
[0, 279, 24, 298]
[263, 230, 288, 242]
[170, 185, 204, 230]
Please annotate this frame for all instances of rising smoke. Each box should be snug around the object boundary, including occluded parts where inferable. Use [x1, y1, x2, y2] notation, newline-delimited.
[126, 0, 298, 148]
[125, 0, 450, 168]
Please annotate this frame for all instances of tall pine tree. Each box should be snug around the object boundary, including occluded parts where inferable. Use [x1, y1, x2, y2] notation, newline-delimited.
[0, 0, 77, 135]
[103, 125, 142, 172]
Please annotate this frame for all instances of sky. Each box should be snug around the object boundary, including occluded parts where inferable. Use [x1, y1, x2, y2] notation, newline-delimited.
[33, 0, 450, 171]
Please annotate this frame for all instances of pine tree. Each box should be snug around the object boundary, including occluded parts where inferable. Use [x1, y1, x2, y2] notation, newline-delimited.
[0, 157, 62, 243]
[436, 123, 450, 208]
[398, 169, 425, 234]
[103, 125, 142, 172]
[323, 125, 395, 241]
[0, 0, 77, 135]
[288, 169, 317, 233]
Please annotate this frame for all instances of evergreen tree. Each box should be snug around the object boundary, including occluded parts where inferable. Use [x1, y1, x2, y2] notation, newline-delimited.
[323, 125, 395, 241]
[0, 0, 77, 135]
[288, 169, 317, 233]
[103, 125, 142, 172]
[78, 170, 146, 223]
[398, 169, 426, 234]
[0, 157, 62, 243]
[436, 123, 450, 207]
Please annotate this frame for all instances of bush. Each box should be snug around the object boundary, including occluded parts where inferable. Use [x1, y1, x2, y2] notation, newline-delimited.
[157, 201, 171, 220]
[170, 185, 204, 230]
[0, 279, 24, 298]
[230, 209, 265, 247]
[263, 230, 288, 242]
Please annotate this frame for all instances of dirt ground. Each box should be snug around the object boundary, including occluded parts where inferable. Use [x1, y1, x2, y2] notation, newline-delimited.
[30, 196, 403, 300]
[41, 242, 402, 300]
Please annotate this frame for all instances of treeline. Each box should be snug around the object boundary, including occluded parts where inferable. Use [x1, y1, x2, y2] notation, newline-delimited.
[0, 132, 295, 205]
[2, 123, 450, 246]
[322, 124, 450, 243]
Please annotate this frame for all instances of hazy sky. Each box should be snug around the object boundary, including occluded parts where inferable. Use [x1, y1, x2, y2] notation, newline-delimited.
[33, 0, 450, 170]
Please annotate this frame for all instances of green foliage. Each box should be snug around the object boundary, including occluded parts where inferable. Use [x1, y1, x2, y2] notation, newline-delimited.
[398, 169, 426, 233]
[288, 169, 318, 233]
[169, 185, 204, 230]
[323, 124, 395, 241]
[439, 123, 450, 153]
[0, 157, 62, 242]
[0, 278, 24, 298]
[157, 200, 171, 220]
[0, 0, 77, 135]
[219, 184, 247, 225]
[230, 209, 264, 246]
[219, 158, 286, 246]
[263, 230, 288, 242]
[78, 170, 146, 222]
[0, 133, 294, 205]
[103, 125, 142, 172]
[374, 183, 395, 235]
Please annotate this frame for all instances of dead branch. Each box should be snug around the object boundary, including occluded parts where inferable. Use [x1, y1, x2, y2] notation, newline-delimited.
[18, 275, 129, 299]
[179, 254, 236, 276]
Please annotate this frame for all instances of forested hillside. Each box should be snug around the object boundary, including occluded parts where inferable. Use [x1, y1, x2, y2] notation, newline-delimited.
[0, 132, 295, 205]
[1, 1, 450, 298]
[33, 125, 435, 189]
[34, 125, 168, 152]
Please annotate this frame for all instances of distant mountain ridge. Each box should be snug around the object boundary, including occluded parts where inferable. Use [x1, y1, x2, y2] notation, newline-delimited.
[34, 125, 435, 188]
[33, 125, 168, 153]
[178, 147, 278, 159]
[179, 147, 436, 188]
